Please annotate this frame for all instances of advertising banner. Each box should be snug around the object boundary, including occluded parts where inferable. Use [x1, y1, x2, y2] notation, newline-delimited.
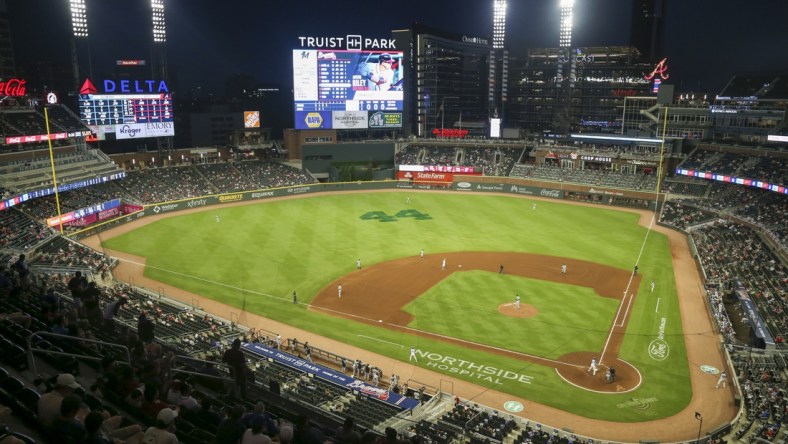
[396, 171, 453, 183]
[115, 122, 175, 139]
[332, 111, 368, 129]
[64, 206, 121, 227]
[122, 203, 145, 214]
[295, 111, 331, 130]
[242, 342, 419, 410]
[398, 165, 476, 173]
[47, 199, 121, 227]
[368, 111, 402, 129]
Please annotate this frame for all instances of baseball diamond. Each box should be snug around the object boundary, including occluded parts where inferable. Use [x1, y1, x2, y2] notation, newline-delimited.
[88, 189, 737, 442]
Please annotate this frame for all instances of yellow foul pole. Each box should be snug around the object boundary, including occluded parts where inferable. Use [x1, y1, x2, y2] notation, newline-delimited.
[44, 107, 64, 234]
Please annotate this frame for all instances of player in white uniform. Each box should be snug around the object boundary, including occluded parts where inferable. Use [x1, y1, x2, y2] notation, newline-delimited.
[515, 294, 521, 309]
[588, 357, 598, 375]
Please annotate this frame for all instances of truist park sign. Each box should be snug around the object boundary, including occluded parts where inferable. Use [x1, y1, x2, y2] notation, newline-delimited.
[297, 35, 396, 50]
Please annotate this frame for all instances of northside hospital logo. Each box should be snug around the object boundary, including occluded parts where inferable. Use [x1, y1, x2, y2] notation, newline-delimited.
[417, 350, 534, 385]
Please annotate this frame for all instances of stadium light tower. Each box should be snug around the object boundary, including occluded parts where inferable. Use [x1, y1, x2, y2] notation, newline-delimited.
[69, 0, 88, 37]
[489, 0, 509, 130]
[151, 0, 167, 43]
[150, 0, 172, 153]
[68, 0, 91, 90]
[559, 0, 574, 47]
[493, 0, 506, 49]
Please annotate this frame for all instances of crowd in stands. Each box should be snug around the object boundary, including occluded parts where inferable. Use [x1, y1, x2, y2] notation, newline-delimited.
[395, 145, 522, 176]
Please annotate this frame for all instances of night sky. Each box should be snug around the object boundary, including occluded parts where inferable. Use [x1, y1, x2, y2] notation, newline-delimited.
[8, 0, 788, 95]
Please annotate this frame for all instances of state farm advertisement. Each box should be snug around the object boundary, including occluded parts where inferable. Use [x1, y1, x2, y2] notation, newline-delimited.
[397, 171, 454, 183]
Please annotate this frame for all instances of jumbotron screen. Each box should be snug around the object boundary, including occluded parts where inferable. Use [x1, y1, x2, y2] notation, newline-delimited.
[293, 49, 404, 130]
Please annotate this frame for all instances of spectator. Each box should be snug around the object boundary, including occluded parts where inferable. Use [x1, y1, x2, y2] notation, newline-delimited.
[243, 401, 278, 437]
[12, 254, 29, 288]
[50, 394, 86, 442]
[216, 404, 246, 444]
[142, 384, 173, 420]
[137, 310, 155, 344]
[67, 271, 88, 303]
[38, 373, 82, 427]
[293, 414, 324, 444]
[242, 416, 273, 444]
[102, 296, 128, 333]
[335, 417, 361, 444]
[222, 338, 248, 400]
[142, 407, 179, 444]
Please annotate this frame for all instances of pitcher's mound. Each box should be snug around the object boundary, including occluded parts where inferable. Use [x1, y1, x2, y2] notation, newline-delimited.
[498, 303, 538, 318]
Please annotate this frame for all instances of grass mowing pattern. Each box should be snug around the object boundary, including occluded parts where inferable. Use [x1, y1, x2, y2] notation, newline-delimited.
[102, 192, 690, 421]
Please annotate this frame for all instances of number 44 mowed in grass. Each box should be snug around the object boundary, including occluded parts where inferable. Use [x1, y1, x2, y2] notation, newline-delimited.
[360, 209, 432, 222]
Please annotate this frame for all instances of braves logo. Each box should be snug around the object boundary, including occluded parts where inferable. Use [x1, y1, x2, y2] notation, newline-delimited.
[644, 58, 670, 81]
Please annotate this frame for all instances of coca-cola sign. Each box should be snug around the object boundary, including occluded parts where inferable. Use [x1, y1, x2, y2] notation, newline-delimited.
[0, 79, 27, 96]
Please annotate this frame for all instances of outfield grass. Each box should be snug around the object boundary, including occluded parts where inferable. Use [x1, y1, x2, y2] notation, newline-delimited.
[102, 192, 690, 421]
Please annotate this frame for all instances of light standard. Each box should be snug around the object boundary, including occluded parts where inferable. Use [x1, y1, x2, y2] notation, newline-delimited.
[695, 412, 703, 443]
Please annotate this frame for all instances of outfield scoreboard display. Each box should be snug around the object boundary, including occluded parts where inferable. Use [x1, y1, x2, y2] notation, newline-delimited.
[293, 49, 404, 130]
[79, 93, 174, 140]
[78, 78, 175, 141]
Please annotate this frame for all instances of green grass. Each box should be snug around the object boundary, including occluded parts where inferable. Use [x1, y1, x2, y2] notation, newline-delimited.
[102, 192, 690, 421]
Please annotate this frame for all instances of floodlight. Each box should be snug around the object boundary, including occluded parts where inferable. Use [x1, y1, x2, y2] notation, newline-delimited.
[493, 0, 507, 49]
[151, 0, 167, 43]
[559, 0, 574, 47]
[69, 0, 88, 38]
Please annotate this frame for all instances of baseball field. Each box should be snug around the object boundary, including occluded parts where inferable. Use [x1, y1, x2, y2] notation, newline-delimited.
[99, 191, 699, 424]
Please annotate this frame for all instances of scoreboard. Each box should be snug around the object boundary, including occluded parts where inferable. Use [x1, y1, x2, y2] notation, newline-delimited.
[78, 93, 175, 140]
[293, 49, 403, 130]
[79, 93, 173, 126]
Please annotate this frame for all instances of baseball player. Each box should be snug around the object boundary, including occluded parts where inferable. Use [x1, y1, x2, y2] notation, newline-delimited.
[650, 280, 656, 292]
[561, 264, 567, 275]
[588, 357, 598, 375]
[716, 371, 727, 388]
[515, 294, 521, 309]
[532, 203, 537, 210]
[275, 334, 281, 349]
[338, 284, 342, 298]
[409, 346, 418, 362]
[406, 196, 412, 204]
[420, 248, 424, 259]
[357, 258, 362, 270]
[292, 290, 297, 304]
[215, 215, 220, 223]
[441, 258, 446, 270]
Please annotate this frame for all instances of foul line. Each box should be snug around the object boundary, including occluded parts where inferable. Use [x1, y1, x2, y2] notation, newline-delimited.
[309, 306, 581, 368]
[600, 211, 657, 367]
[357, 335, 404, 347]
[656, 297, 661, 313]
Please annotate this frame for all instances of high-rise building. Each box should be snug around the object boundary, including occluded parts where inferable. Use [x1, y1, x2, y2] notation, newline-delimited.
[507, 46, 656, 136]
[630, 0, 665, 60]
[394, 24, 492, 138]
